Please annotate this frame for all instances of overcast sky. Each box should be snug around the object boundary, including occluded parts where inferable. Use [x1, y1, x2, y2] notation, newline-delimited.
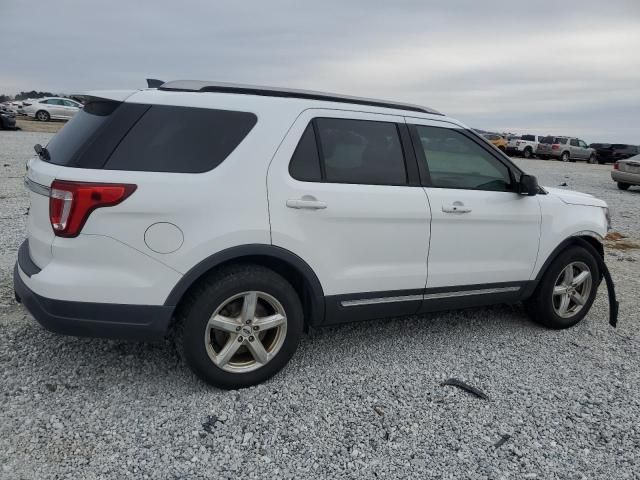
[2, 0, 639, 142]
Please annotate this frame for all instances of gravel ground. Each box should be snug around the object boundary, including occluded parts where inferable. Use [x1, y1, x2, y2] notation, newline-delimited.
[1, 131, 639, 479]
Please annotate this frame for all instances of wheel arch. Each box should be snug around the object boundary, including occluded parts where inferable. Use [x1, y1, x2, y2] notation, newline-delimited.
[522, 232, 604, 299]
[165, 244, 325, 328]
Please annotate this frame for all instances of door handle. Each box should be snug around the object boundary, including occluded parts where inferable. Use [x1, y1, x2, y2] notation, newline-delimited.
[286, 197, 327, 210]
[442, 201, 471, 214]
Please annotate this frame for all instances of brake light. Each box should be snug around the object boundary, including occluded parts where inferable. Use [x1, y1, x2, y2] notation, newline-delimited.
[551, 144, 560, 150]
[49, 180, 136, 237]
[613, 162, 619, 171]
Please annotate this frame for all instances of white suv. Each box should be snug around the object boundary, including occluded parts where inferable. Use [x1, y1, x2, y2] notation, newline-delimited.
[14, 80, 612, 389]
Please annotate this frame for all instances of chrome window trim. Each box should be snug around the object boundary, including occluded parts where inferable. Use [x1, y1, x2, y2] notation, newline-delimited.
[340, 286, 521, 307]
[24, 177, 50, 197]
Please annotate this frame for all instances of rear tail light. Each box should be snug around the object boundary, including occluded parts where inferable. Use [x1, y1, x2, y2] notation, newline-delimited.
[49, 180, 136, 237]
[551, 144, 560, 150]
[613, 162, 619, 171]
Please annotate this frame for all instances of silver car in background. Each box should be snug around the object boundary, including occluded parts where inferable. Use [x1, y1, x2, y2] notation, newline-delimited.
[537, 136, 596, 162]
[612, 154, 640, 190]
[22, 97, 82, 121]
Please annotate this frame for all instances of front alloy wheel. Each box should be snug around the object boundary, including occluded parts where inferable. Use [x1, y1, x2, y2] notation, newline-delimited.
[525, 246, 599, 329]
[552, 261, 592, 318]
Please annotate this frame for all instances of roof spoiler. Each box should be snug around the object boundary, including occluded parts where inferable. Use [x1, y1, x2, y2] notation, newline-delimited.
[146, 78, 165, 88]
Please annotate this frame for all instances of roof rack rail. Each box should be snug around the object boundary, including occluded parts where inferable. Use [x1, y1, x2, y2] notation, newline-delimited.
[158, 80, 442, 115]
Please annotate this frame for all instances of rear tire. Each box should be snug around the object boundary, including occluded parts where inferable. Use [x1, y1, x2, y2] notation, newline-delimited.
[175, 264, 303, 389]
[523, 147, 533, 159]
[561, 151, 570, 162]
[35, 110, 50, 122]
[588, 154, 597, 164]
[617, 182, 630, 191]
[524, 246, 599, 329]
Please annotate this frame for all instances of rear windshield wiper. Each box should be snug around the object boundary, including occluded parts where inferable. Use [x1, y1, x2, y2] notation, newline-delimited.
[34, 144, 51, 162]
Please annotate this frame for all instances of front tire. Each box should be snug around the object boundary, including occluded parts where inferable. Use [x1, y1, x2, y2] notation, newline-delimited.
[35, 110, 50, 121]
[525, 246, 599, 329]
[588, 154, 597, 164]
[175, 264, 303, 389]
[617, 182, 630, 190]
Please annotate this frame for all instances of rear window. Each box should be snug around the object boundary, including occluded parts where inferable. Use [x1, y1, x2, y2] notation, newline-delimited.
[44, 103, 257, 173]
[45, 101, 147, 167]
[104, 106, 257, 173]
[540, 136, 554, 144]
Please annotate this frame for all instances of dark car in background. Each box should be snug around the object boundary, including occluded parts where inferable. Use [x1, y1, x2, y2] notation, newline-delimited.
[0, 106, 17, 130]
[590, 143, 639, 164]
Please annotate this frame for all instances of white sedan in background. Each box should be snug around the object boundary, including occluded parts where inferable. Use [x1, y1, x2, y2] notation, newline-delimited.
[22, 97, 82, 121]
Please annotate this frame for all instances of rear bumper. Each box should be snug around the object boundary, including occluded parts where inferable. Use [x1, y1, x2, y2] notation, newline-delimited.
[14, 243, 174, 341]
[612, 170, 640, 186]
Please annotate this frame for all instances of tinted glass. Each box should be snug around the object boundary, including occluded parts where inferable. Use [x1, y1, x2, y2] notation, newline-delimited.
[415, 126, 511, 191]
[315, 118, 407, 185]
[540, 136, 554, 144]
[570, 139, 578, 146]
[105, 106, 257, 173]
[47, 99, 64, 105]
[289, 123, 321, 181]
[521, 134, 535, 141]
[45, 101, 126, 166]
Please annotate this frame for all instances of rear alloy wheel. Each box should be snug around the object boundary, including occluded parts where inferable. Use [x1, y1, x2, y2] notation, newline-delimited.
[176, 264, 303, 389]
[525, 246, 599, 329]
[523, 147, 533, 159]
[36, 110, 50, 122]
[561, 151, 570, 162]
[617, 182, 630, 191]
[588, 154, 597, 164]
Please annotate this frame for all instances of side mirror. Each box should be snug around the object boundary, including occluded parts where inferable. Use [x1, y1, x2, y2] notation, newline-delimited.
[519, 174, 538, 196]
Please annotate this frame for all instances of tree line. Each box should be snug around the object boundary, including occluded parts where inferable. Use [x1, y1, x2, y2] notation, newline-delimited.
[0, 91, 67, 103]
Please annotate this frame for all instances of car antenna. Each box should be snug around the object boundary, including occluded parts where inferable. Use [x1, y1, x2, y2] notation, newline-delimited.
[146, 78, 165, 88]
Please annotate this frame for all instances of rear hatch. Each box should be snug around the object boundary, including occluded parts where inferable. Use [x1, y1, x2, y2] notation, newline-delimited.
[24, 94, 145, 268]
[537, 136, 554, 154]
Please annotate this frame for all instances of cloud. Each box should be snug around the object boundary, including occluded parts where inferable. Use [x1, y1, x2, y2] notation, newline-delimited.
[1, 0, 639, 142]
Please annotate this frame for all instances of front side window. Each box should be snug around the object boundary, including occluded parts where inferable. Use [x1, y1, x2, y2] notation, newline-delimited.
[414, 126, 512, 191]
[578, 140, 588, 148]
[313, 118, 407, 185]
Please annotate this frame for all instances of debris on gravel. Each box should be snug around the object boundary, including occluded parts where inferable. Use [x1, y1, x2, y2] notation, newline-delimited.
[1, 132, 639, 479]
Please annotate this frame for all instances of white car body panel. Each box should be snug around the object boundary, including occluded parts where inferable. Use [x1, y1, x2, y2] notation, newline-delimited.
[268, 108, 432, 296]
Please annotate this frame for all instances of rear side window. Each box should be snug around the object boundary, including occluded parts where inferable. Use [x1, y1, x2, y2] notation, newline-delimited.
[558, 138, 568, 145]
[314, 118, 407, 185]
[105, 106, 257, 173]
[570, 139, 578, 146]
[289, 123, 322, 181]
[521, 134, 535, 141]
